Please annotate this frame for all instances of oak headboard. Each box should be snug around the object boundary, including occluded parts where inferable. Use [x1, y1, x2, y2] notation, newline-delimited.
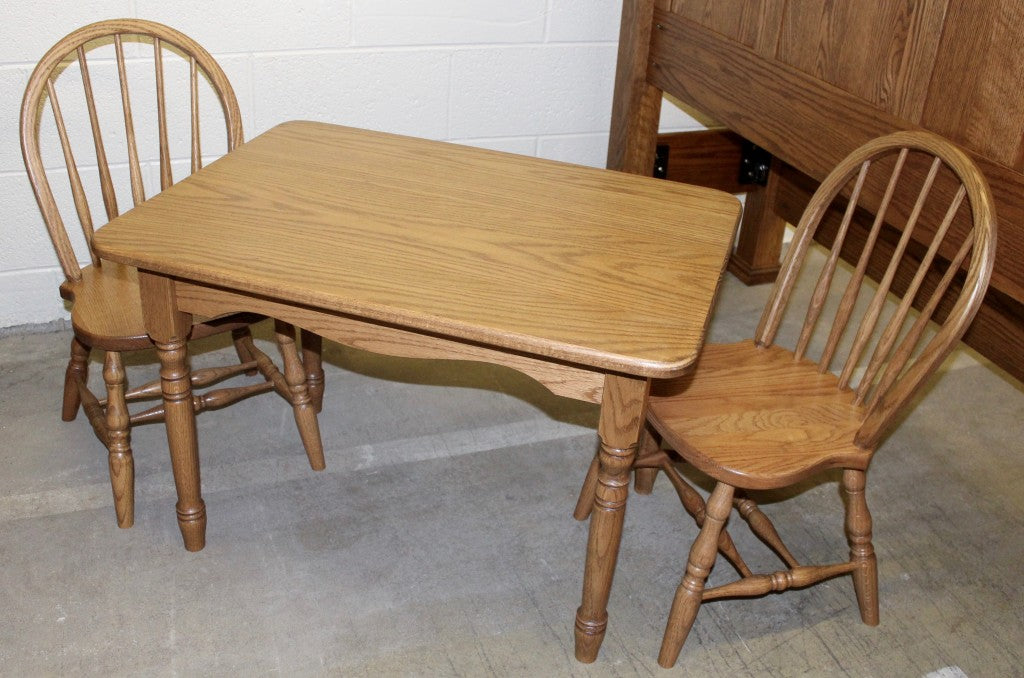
[608, 0, 1024, 382]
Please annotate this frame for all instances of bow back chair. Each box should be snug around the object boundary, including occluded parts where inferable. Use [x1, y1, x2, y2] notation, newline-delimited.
[577, 130, 996, 667]
[20, 19, 326, 531]
[651, 130, 995, 667]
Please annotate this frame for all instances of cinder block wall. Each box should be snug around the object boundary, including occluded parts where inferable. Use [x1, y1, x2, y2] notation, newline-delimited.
[1, 0, 702, 329]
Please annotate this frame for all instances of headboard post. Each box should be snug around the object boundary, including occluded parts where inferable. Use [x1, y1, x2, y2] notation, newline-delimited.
[607, 0, 662, 175]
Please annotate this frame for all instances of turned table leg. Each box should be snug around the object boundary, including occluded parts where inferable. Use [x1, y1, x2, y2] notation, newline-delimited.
[575, 374, 649, 663]
[140, 272, 206, 551]
[300, 330, 325, 414]
[276, 322, 325, 470]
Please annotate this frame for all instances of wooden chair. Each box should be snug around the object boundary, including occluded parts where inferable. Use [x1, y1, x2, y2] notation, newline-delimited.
[576, 130, 996, 667]
[19, 19, 327, 530]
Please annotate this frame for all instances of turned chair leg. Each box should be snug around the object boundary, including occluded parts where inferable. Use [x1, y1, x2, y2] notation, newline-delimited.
[103, 351, 135, 528]
[634, 468, 659, 494]
[659, 482, 735, 668]
[301, 330, 325, 414]
[633, 427, 662, 494]
[572, 452, 600, 520]
[842, 469, 878, 625]
[62, 337, 90, 421]
[275, 321, 326, 471]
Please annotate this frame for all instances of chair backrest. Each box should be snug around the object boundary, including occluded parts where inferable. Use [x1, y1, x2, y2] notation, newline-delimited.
[754, 130, 997, 449]
[20, 19, 243, 283]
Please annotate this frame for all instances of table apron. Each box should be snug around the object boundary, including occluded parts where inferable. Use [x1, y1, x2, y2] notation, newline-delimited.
[175, 279, 606, 404]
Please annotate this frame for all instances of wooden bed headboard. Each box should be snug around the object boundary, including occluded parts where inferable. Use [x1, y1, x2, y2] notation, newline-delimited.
[608, 0, 1024, 382]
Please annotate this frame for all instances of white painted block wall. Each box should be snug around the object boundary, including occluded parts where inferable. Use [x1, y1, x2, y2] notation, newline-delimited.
[0, 0, 703, 329]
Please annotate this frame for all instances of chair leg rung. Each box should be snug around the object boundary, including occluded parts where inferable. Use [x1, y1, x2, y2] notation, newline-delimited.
[194, 382, 276, 413]
[702, 562, 858, 601]
[245, 340, 293, 400]
[77, 379, 109, 445]
[734, 495, 801, 568]
[129, 381, 276, 424]
[118, 360, 262, 404]
[660, 461, 753, 578]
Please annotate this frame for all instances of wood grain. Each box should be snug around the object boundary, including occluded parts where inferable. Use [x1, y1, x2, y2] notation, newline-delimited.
[655, 129, 746, 193]
[576, 374, 649, 662]
[670, 0, 785, 56]
[20, 18, 243, 283]
[647, 9, 1024, 303]
[139, 272, 205, 551]
[776, 0, 949, 121]
[641, 5, 1024, 380]
[648, 341, 871, 489]
[921, 0, 1024, 170]
[272, 321, 325, 471]
[730, 164, 788, 284]
[94, 121, 741, 379]
[61, 337, 89, 422]
[842, 468, 879, 625]
[176, 281, 607, 405]
[612, 5, 1014, 667]
[607, 0, 663, 175]
[94, 119, 738, 660]
[658, 481, 734, 667]
[102, 351, 133, 528]
[114, 34, 145, 207]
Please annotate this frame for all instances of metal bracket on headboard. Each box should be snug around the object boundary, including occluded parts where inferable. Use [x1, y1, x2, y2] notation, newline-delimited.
[653, 144, 669, 178]
[738, 141, 772, 186]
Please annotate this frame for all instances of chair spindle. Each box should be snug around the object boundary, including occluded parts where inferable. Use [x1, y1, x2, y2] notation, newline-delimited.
[795, 161, 871, 361]
[154, 38, 173, 191]
[818, 149, 909, 373]
[734, 496, 800, 568]
[78, 47, 119, 221]
[702, 562, 857, 602]
[811, 149, 909, 376]
[856, 186, 968, 402]
[660, 461, 753, 578]
[867, 232, 975, 409]
[46, 78, 97, 265]
[839, 154, 943, 389]
[190, 56, 202, 172]
[114, 35, 145, 206]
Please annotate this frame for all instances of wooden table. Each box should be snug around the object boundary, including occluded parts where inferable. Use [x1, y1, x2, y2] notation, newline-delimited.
[92, 120, 741, 662]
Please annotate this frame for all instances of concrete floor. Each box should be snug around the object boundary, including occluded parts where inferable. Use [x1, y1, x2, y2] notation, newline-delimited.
[1, 272, 1022, 677]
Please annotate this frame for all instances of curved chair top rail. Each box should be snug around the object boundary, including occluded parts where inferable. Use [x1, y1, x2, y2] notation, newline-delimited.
[754, 130, 997, 449]
[20, 18, 244, 282]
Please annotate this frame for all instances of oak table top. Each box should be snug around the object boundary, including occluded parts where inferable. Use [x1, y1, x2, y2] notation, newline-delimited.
[92, 120, 741, 665]
[94, 120, 740, 379]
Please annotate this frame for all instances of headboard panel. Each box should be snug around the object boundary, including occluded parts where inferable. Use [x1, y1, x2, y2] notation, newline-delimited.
[609, 0, 1024, 380]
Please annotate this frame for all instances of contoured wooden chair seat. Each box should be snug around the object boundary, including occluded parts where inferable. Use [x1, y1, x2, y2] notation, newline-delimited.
[60, 261, 255, 350]
[648, 341, 870, 490]
[59, 262, 150, 348]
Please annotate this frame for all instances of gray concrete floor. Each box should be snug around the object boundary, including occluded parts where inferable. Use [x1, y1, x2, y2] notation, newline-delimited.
[1, 271, 1022, 677]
